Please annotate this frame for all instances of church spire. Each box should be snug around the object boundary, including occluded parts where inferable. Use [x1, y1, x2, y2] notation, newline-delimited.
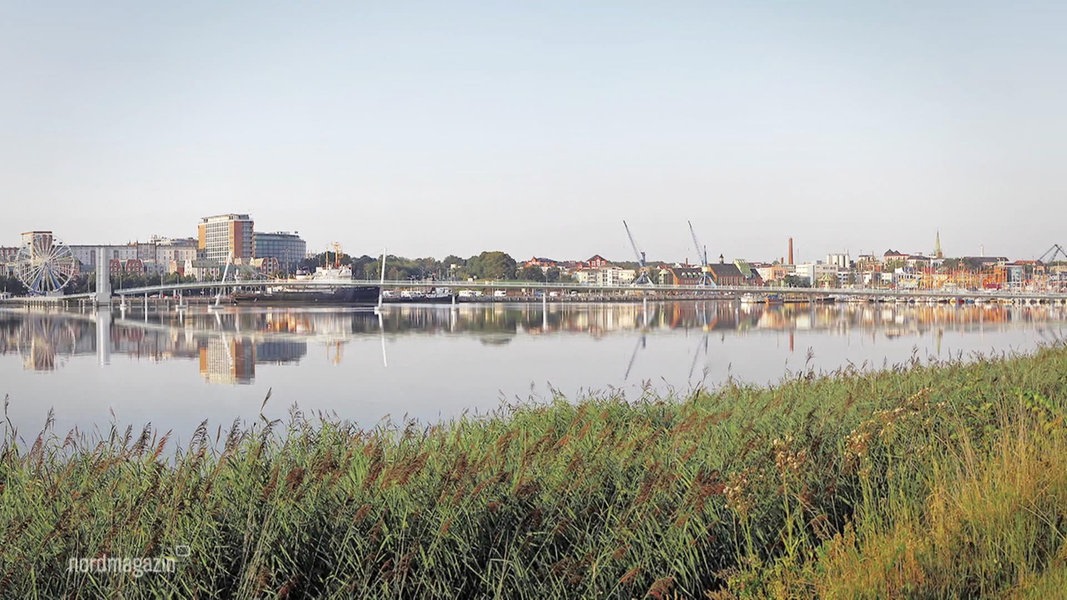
[934, 230, 943, 259]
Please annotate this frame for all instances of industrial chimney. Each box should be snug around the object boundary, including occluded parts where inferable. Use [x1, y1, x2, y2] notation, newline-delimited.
[788, 237, 794, 265]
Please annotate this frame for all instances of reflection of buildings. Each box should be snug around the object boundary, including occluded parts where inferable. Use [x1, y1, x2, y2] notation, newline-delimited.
[199, 338, 256, 385]
[194, 336, 308, 385]
[0, 313, 87, 371]
[0, 310, 309, 382]
[373, 302, 1067, 340]
[256, 341, 308, 364]
[2, 303, 1065, 377]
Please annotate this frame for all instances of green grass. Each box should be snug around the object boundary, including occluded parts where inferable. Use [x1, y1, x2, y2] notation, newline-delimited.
[2, 345, 1067, 598]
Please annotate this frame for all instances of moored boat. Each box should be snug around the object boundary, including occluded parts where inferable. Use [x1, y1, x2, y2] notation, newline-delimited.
[385, 287, 456, 304]
[232, 285, 380, 305]
[232, 251, 380, 306]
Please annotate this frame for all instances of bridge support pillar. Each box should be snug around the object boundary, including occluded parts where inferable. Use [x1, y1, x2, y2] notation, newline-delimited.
[94, 248, 111, 307]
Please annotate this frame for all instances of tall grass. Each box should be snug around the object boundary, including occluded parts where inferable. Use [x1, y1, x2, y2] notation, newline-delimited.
[2, 345, 1066, 598]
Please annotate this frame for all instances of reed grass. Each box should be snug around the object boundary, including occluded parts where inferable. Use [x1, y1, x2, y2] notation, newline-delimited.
[2, 345, 1067, 598]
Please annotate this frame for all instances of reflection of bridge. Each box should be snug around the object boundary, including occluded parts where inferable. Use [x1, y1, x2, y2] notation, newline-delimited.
[3, 278, 1067, 307]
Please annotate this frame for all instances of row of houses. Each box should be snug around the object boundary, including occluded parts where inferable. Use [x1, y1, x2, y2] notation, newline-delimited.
[523, 255, 764, 287]
[523, 248, 1067, 291]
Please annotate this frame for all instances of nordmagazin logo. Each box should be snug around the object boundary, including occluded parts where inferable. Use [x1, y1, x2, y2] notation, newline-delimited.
[67, 545, 189, 578]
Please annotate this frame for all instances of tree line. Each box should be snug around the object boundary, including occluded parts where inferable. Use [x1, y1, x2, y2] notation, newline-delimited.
[298, 250, 577, 283]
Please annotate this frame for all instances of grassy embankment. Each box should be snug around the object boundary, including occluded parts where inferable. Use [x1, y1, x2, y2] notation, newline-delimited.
[2, 346, 1067, 598]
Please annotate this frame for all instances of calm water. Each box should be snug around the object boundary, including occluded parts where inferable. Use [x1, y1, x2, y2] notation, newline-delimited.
[2, 301, 1065, 438]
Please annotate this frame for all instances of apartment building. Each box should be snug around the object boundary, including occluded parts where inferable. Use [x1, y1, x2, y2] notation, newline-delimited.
[198, 214, 254, 265]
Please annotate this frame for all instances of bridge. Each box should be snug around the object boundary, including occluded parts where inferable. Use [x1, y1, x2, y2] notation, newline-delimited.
[2, 277, 1067, 307]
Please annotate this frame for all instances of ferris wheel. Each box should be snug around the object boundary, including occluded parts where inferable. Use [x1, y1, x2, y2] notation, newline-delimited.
[15, 234, 77, 295]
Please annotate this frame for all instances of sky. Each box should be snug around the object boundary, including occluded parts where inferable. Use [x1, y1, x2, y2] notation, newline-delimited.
[2, 1, 1066, 263]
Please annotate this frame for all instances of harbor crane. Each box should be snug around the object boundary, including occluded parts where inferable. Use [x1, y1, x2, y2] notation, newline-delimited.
[688, 220, 715, 286]
[623, 220, 655, 286]
[1038, 244, 1067, 264]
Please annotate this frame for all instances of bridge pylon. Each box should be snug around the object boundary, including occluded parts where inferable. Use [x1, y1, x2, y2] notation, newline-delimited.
[94, 248, 111, 306]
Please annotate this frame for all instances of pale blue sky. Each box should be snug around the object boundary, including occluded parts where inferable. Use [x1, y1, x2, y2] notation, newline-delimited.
[2, 1, 1065, 262]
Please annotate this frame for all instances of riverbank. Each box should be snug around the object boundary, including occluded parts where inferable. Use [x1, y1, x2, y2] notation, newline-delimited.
[3, 345, 1066, 597]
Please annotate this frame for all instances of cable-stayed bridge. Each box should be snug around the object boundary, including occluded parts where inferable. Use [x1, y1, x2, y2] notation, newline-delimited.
[2, 278, 1066, 307]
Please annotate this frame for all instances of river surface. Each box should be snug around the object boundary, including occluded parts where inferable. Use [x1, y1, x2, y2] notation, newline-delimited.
[2, 301, 1065, 438]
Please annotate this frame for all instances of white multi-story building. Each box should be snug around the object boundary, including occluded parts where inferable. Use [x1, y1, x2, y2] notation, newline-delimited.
[826, 253, 852, 269]
[198, 213, 254, 265]
[572, 269, 596, 285]
[69, 237, 199, 276]
[794, 262, 840, 287]
[153, 237, 199, 274]
[70, 244, 137, 268]
[597, 267, 620, 287]
[573, 267, 636, 286]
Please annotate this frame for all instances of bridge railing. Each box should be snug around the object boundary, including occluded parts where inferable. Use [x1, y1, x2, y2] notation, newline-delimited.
[105, 279, 1067, 301]
[3, 279, 1065, 303]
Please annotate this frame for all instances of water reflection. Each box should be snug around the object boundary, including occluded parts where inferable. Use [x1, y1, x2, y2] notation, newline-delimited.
[1, 302, 1065, 383]
[3, 301, 1067, 438]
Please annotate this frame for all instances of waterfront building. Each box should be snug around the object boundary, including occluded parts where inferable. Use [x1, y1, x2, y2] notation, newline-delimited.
[794, 262, 839, 287]
[826, 253, 852, 269]
[523, 257, 560, 270]
[152, 237, 198, 275]
[597, 266, 635, 286]
[906, 254, 932, 269]
[198, 213, 254, 266]
[756, 263, 791, 284]
[658, 265, 704, 286]
[0, 246, 17, 276]
[734, 260, 765, 286]
[69, 237, 198, 276]
[962, 256, 1009, 268]
[571, 268, 595, 285]
[585, 255, 611, 269]
[570, 265, 636, 286]
[70, 244, 137, 269]
[883, 249, 908, 265]
[253, 231, 306, 275]
[703, 263, 742, 286]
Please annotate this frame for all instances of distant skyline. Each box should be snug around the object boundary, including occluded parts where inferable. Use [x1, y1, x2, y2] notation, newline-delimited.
[3, 2, 1065, 262]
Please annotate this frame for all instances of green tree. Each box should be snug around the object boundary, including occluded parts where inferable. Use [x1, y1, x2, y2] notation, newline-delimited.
[0, 275, 28, 295]
[442, 255, 466, 269]
[350, 255, 381, 280]
[467, 251, 517, 280]
[783, 275, 810, 288]
[517, 266, 546, 282]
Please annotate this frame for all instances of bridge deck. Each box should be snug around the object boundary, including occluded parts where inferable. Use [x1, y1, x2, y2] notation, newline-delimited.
[2, 278, 1066, 305]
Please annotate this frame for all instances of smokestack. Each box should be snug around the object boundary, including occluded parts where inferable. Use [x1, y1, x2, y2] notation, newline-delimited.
[788, 237, 794, 265]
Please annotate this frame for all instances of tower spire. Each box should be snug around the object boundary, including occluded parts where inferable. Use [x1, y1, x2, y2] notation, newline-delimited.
[934, 230, 943, 259]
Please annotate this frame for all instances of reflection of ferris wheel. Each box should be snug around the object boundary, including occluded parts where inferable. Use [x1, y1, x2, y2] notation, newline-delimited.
[16, 234, 77, 295]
